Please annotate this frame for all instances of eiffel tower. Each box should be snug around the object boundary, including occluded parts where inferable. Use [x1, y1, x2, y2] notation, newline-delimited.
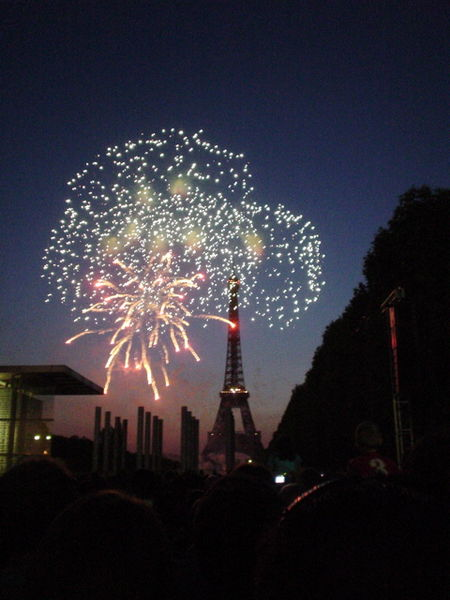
[202, 275, 263, 467]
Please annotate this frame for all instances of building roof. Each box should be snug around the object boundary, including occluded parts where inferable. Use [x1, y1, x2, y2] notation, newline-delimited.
[0, 365, 103, 395]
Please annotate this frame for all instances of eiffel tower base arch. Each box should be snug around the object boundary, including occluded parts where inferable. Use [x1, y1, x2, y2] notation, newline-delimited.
[202, 392, 264, 467]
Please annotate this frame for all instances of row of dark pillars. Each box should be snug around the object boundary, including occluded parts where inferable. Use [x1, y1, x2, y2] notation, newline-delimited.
[92, 405, 199, 474]
[92, 407, 128, 475]
[135, 406, 163, 472]
[92, 406, 163, 475]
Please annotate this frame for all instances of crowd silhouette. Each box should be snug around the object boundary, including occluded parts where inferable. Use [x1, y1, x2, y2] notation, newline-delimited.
[0, 426, 448, 600]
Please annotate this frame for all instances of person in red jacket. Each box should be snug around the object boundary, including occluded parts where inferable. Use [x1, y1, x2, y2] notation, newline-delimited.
[347, 421, 399, 477]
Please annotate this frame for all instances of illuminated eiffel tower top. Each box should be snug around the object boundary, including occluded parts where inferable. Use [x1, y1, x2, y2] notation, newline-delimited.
[222, 275, 247, 393]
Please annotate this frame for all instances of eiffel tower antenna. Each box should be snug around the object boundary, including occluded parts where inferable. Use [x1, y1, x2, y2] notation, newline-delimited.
[231, 251, 236, 276]
[202, 274, 263, 470]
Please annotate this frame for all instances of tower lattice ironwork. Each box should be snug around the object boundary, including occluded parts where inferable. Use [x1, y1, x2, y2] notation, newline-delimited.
[202, 275, 263, 466]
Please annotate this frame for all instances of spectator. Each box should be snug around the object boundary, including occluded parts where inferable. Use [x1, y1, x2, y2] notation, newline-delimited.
[256, 478, 448, 600]
[0, 457, 78, 569]
[192, 473, 282, 599]
[403, 428, 450, 502]
[26, 490, 172, 600]
[347, 421, 399, 477]
[230, 461, 275, 488]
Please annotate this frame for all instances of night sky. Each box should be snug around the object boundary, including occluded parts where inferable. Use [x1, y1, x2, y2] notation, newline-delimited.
[1, 1, 449, 456]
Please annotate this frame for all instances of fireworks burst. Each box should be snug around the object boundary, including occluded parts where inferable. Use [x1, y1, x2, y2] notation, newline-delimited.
[65, 252, 232, 399]
[43, 128, 325, 396]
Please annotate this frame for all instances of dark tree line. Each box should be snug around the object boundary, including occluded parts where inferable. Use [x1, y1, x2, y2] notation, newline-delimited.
[269, 187, 450, 470]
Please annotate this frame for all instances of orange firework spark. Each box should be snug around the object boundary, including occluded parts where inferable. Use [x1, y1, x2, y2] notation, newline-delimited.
[66, 251, 233, 399]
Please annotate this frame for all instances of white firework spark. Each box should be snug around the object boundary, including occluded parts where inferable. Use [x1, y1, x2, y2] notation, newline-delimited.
[43, 129, 325, 395]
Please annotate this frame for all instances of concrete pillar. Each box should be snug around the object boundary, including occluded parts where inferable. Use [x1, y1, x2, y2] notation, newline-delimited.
[144, 411, 151, 469]
[121, 419, 128, 471]
[180, 408, 199, 472]
[152, 416, 163, 472]
[158, 418, 163, 471]
[187, 411, 194, 470]
[136, 406, 144, 469]
[92, 406, 102, 473]
[192, 417, 199, 472]
[180, 406, 186, 471]
[180, 406, 188, 471]
[112, 416, 121, 475]
[102, 411, 112, 475]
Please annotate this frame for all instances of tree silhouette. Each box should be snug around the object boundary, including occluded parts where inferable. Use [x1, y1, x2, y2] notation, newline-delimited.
[269, 187, 450, 470]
